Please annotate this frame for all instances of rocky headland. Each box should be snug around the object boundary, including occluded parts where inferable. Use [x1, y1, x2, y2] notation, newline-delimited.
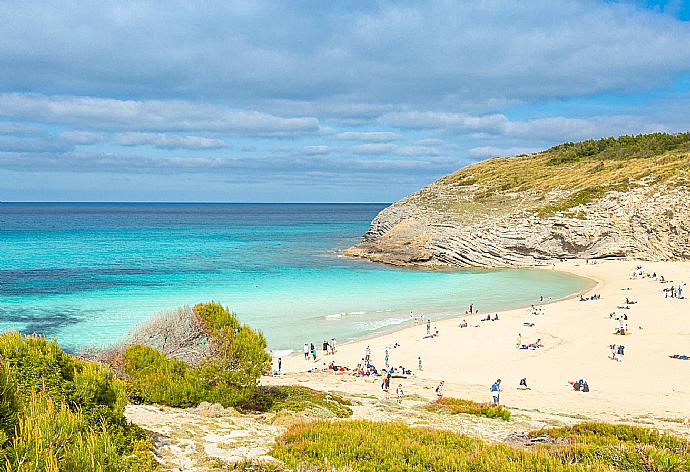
[347, 133, 690, 268]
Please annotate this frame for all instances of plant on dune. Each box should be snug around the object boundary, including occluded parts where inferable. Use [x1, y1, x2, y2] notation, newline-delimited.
[271, 420, 690, 471]
[119, 302, 271, 409]
[237, 385, 353, 418]
[0, 332, 156, 471]
[426, 396, 511, 421]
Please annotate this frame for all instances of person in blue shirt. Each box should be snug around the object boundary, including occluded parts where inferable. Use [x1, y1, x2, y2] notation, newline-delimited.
[490, 379, 502, 404]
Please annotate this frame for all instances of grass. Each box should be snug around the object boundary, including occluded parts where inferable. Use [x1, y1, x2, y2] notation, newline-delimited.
[238, 385, 353, 418]
[271, 421, 690, 471]
[426, 397, 511, 421]
[411, 132, 690, 221]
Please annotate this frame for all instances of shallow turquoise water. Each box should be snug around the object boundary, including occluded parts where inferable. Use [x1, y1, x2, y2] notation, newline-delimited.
[0, 203, 589, 352]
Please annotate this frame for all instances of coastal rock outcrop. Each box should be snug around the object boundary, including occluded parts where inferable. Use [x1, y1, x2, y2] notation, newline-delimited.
[348, 134, 690, 268]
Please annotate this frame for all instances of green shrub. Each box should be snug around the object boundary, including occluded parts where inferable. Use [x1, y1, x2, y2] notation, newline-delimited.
[0, 333, 157, 471]
[238, 386, 353, 418]
[120, 302, 272, 409]
[0, 364, 19, 446]
[272, 421, 690, 471]
[547, 132, 690, 165]
[427, 396, 511, 421]
[122, 344, 208, 407]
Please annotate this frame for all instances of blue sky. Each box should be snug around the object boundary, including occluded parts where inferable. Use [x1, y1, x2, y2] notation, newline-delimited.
[1, 0, 690, 202]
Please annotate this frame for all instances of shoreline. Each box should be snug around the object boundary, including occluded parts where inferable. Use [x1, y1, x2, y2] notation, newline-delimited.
[271, 264, 598, 358]
[267, 259, 690, 422]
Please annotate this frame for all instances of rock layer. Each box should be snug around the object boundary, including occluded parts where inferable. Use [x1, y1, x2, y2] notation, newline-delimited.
[347, 181, 690, 269]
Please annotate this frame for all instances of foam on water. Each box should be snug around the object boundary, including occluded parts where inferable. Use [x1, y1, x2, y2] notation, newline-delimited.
[0, 203, 591, 352]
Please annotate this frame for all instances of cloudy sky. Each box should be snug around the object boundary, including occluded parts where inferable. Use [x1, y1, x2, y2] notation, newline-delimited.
[1, 0, 690, 202]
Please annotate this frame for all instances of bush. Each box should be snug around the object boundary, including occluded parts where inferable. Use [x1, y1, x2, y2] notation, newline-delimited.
[123, 344, 208, 407]
[0, 333, 156, 471]
[272, 421, 690, 471]
[427, 397, 511, 421]
[120, 302, 272, 409]
[237, 386, 353, 418]
[547, 132, 690, 165]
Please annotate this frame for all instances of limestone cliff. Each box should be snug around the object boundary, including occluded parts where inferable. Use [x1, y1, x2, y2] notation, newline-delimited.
[347, 133, 690, 268]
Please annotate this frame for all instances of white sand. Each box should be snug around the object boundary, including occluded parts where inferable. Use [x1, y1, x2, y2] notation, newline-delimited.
[271, 260, 690, 422]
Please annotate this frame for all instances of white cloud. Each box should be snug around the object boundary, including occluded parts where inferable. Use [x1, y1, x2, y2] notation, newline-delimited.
[394, 146, 441, 156]
[115, 132, 227, 150]
[302, 145, 329, 155]
[468, 146, 538, 158]
[58, 131, 103, 145]
[336, 131, 399, 142]
[351, 143, 396, 155]
[0, 93, 320, 136]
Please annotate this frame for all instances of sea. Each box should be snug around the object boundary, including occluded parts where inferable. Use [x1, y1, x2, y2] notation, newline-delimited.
[0, 203, 590, 354]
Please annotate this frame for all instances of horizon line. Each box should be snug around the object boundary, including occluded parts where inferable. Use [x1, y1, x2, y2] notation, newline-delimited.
[0, 200, 392, 205]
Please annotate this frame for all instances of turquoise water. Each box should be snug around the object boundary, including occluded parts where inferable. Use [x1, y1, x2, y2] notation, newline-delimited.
[0, 203, 589, 353]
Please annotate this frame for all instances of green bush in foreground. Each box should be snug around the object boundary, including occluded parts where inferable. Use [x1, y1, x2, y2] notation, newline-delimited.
[427, 396, 511, 421]
[120, 302, 272, 409]
[272, 421, 690, 471]
[238, 385, 353, 418]
[0, 332, 156, 471]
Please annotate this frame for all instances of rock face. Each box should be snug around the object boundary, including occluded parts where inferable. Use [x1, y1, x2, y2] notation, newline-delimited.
[348, 172, 690, 269]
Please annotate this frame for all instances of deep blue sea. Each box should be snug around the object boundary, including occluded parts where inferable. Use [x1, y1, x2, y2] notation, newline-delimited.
[0, 203, 589, 353]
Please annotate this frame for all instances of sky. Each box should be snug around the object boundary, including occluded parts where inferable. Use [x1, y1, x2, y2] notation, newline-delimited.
[1, 0, 690, 202]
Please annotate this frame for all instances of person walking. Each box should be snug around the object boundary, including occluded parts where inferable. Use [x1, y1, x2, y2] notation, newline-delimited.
[490, 379, 502, 404]
[418, 356, 423, 371]
[435, 381, 444, 398]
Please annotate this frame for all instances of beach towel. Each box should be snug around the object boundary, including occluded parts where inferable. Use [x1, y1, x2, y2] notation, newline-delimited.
[669, 354, 689, 360]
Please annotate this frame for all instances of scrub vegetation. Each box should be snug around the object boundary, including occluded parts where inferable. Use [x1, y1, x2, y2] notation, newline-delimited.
[415, 132, 690, 219]
[271, 420, 690, 471]
[426, 396, 511, 421]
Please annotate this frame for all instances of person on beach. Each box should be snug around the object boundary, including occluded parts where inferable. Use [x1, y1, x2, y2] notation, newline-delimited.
[490, 379, 502, 404]
[418, 356, 423, 371]
[426, 319, 431, 335]
[384, 348, 390, 368]
[331, 338, 337, 354]
[436, 381, 444, 398]
[322, 339, 329, 356]
[311, 343, 317, 361]
[516, 333, 522, 348]
[396, 384, 404, 404]
[459, 319, 468, 328]
[365, 345, 371, 365]
[277, 357, 282, 375]
[303, 343, 309, 360]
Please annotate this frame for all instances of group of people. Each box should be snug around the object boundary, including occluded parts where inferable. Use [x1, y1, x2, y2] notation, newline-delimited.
[303, 338, 338, 362]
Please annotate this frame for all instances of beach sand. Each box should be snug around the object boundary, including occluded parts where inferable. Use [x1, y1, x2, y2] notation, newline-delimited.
[267, 260, 690, 424]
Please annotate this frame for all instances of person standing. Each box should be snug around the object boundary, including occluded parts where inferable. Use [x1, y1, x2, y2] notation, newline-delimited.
[365, 345, 371, 365]
[490, 379, 502, 404]
[418, 356, 423, 371]
[516, 333, 522, 348]
[384, 348, 390, 369]
[426, 319, 431, 335]
[435, 381, 444, 398]
[331, 338, 337, 354]
[277, 357, 282, 375]
[303, 343, 309, 360]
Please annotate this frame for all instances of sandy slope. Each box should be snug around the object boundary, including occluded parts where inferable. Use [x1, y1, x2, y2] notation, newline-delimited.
[271, 260, 690, 423]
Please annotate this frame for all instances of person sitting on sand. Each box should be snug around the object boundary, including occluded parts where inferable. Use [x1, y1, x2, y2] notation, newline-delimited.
[481, 314, 491, 321]
[459, 319, 468, 328]
[518, 378, 530, 390]
[492, 314, 500, 321]
[570, 379, 589, 392]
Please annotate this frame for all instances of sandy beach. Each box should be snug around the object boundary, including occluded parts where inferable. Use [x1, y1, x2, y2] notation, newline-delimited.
[268, 260, 690, 423]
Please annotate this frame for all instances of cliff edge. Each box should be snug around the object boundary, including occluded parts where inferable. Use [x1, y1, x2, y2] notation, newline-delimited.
[347, 133, 690, 268]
